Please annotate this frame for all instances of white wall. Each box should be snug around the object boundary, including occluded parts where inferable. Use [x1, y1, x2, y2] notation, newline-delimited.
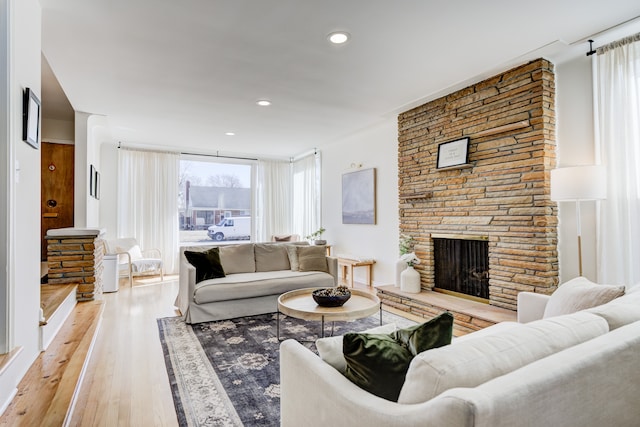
[42, 117, 73, 143]
[0, 0, 42, 414]
[321, 119, 399, 285]
[100, 142, 118, 239]
[555, 55, 599, 283]
[74, 113, 112, 228]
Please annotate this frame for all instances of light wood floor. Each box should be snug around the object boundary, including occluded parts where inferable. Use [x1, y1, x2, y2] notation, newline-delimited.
[71, 275, 381, 426]
[68, 276, 181, 427]
[1, 275, 389, 426]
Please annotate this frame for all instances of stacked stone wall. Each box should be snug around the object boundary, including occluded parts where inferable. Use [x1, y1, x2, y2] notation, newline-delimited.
[46, 234, 104, 301]
[398, 58, 558, 310]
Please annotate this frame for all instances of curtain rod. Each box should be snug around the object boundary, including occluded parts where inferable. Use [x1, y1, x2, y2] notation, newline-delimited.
[181, 151, 258, 161]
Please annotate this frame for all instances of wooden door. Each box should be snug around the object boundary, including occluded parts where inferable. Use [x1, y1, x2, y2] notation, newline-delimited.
[41, 142, 75, 261]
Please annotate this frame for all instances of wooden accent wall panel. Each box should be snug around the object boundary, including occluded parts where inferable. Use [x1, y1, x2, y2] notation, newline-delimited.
[41, 142, 75, 261]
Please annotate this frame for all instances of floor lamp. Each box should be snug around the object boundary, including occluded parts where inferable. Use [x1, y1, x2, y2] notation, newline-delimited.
[551, 165, 607, 277]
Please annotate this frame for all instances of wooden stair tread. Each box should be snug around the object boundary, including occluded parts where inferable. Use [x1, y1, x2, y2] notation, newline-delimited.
[0, 300, 103, 427]
[40, 284, 77, 324]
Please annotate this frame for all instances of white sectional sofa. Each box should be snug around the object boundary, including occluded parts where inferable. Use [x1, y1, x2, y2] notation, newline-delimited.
[176, 242, 338, 324]
[280, 278, 640, 427]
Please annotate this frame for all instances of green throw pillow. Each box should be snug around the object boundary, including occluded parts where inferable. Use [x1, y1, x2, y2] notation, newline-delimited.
[343, 312, 454, 401]
[184, 247, 226, 283]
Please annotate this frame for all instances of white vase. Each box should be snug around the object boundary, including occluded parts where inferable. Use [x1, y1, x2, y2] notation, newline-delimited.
[395, 259, 407, 287]
[400, 266, 421, 293]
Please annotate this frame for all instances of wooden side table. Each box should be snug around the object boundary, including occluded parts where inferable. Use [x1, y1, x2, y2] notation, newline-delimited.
[337, 257, 376, 287]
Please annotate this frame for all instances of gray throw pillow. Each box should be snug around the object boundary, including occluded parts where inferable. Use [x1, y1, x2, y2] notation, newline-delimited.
[254, 243, 290, 272]
[219, 244, 256, 274]
[297, 245, 328, 273]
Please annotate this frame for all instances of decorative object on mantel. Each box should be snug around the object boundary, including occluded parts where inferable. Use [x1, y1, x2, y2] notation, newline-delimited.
[400, 252, 421, 293]
[305, 227, 326, 245]
[436, 137, 469, 169]
[396, 234, 415, 287]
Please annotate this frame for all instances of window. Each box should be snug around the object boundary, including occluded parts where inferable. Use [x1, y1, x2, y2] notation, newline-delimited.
[179, 157, 252, 246]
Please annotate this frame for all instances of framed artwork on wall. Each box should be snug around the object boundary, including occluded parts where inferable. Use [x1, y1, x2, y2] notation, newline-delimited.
[94, 170, 100, 200]
[89, 165, 96, 198]
[436, 137, 469, 169]
[22, 88, 41, 149]
[342, 168, 376, 224]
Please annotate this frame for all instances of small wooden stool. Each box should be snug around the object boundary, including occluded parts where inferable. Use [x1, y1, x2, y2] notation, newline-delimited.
[337, 258, 376, 287]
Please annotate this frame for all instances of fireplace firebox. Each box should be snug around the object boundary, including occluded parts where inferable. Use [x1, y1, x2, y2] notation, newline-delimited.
[433, 237, 489, 301]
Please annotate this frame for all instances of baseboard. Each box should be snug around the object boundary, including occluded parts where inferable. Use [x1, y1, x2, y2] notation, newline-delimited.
[0, 346, 23, 417]
[40, 290, 77, 351]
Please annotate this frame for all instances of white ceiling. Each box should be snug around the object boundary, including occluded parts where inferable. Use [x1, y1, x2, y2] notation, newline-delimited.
[40, 0, 640, 158]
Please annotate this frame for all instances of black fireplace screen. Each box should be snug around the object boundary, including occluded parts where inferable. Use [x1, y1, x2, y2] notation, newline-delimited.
[433, 238, 489, 300]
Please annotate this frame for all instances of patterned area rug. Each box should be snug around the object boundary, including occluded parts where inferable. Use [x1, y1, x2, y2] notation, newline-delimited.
[158, 311, 415, 427]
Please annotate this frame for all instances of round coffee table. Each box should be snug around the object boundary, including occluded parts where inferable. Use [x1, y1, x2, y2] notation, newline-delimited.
[277, 287, 381, 340]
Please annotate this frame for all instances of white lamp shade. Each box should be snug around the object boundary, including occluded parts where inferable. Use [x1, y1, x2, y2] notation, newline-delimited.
[550, 165, 607, 201]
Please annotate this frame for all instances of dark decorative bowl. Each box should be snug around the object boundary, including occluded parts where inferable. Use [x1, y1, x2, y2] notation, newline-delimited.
[312, 287, 351, 307]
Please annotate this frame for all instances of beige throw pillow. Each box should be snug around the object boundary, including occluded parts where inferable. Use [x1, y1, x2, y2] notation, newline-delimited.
[285, 245, 300, 271]
[297, 245, 328, 273]
[219, 244, 256, 274]
[254, 244, 290, 272]
[543, 276, 625, 318]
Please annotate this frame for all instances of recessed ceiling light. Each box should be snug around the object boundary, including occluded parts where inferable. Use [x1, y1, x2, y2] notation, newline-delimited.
[225, 132, 235, 136]
[256, 99, 272, 107]
[328, 31, 350, 44]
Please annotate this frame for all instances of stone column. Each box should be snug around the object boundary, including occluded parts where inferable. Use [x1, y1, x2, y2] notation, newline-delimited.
[45, 228, 106, 301]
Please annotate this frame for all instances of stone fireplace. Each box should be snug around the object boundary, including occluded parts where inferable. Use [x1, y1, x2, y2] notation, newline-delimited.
[397, 58, 558, 311]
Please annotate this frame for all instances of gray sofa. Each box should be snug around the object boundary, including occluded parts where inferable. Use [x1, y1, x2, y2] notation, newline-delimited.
[281, 278, 640, 426]
[176, 242, 338, 324]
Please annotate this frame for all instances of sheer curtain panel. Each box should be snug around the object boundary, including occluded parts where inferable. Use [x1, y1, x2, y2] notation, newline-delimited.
[292, 152, 321, 239]
[595, 33, 640, 287]
[117, 149, 180, 274]
[255, 160, 292, 242]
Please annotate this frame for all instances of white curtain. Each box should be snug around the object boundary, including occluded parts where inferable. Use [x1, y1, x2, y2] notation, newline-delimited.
[255, 160, 292, 241]
[595, 33, 640, 287]
[118, 149, 180, 274]
[292, 152, 321, 239]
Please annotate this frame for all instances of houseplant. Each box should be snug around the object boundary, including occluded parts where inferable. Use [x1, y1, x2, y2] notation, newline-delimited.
[305, 227, 326, 245]
[396, 234, 415, 287]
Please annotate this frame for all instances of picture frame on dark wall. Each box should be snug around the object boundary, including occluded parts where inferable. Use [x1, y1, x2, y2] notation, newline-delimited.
[89, 165, 96, 197]
[22, 88, 41, 149]
[436, 137, 470, 169]
[342, 168, 376, 224]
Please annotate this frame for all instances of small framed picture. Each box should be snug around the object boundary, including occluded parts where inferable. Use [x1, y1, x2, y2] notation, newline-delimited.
[436, 137, 470, 169]
[95, 170, 100, 200]
[90, 165, 96, 197]
[22, 88, 41, 149]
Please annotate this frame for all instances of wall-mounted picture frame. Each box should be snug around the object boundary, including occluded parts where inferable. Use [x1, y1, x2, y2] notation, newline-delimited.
[436, 137, 470, 169]
[94, 170, 100, 200]
[89, 165, 96, 197]
[342, 167, 376, 224]
[22, 88, 41, 149]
